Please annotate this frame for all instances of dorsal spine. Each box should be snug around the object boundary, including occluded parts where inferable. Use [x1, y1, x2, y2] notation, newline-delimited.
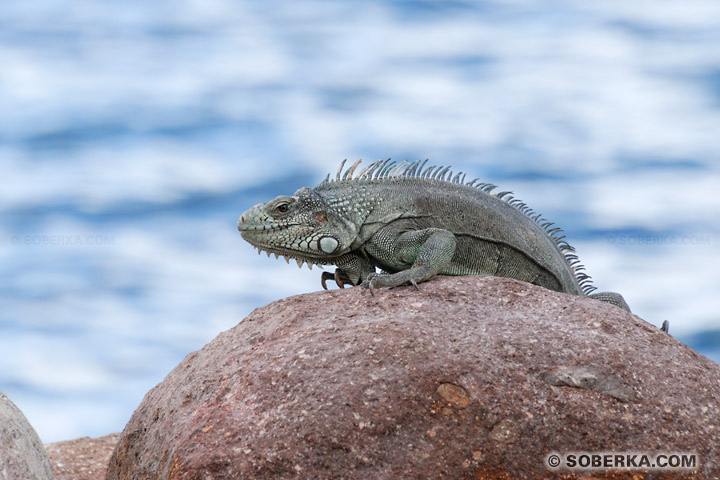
[322, 158, 597, 295]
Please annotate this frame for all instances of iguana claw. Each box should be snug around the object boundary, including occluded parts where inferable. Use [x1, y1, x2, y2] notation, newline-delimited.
[321, 270, 354, 290]
[320, 271, 334, 290]
[360, 279, 376, 296]
[359, 273, 380, 296]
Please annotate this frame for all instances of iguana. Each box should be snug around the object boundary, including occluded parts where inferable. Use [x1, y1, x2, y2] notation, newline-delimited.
[237, 159, 630, 312]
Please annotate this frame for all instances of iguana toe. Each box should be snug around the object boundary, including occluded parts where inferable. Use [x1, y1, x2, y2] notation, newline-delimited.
[320, 270, 354, 290]
[320, 271, 334, 290]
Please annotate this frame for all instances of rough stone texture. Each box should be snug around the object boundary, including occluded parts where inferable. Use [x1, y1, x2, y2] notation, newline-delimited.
[46, 434, 120, 480]
[106, 275, 720, 480]
[0, 391, 54, 480]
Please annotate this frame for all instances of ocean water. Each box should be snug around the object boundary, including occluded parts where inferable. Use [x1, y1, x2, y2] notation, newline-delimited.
[1, 0, 719, 443]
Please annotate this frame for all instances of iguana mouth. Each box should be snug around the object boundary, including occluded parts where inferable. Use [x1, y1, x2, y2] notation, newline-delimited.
[237, 222, 289, 232]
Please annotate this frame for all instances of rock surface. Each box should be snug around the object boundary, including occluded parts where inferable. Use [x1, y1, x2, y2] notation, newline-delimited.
[46, 434, 120, 480]
[0, 391, 54, 480]
[106, 275, 720, 479]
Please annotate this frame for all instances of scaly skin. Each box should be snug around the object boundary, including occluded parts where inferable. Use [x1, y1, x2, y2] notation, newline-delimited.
[238, 159, 630, 311]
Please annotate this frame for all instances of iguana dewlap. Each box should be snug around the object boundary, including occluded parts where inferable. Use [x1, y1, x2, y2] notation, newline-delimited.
[238, 159, 630, 311]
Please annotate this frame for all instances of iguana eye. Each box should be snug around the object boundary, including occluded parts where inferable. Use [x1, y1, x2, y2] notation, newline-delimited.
[275, 204, 289, 213]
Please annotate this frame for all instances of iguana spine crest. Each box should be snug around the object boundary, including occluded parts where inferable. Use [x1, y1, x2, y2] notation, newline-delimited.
[322, 158, 597, 295]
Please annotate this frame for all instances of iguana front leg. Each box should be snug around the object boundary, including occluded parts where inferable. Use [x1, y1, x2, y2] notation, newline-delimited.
[362, 227, 457, 293]
[320, 253, 376, 289]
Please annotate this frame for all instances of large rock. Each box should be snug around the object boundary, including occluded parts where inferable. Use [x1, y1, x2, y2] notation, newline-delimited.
[106, 276, 720, 479]
[46, 433, 120, 480]
[0, 391, 54, 480]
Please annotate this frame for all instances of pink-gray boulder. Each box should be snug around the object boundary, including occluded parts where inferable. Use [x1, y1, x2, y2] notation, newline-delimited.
[0, 391, 54, 480]
[106, 276, 719, 479]
[46, 433, 121, 480]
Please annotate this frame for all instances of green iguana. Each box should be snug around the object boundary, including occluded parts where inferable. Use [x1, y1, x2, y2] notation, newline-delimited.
[237, 159, 630, 312]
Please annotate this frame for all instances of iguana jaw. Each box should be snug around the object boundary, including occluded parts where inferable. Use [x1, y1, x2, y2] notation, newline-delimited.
[238, 225, 339, 268]
[238, 195, 347, 268]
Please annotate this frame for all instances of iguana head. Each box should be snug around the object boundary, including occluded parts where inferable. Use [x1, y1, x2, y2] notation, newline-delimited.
[238, 187, 354, 265]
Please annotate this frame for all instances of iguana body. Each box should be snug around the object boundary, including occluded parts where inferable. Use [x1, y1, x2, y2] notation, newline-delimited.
[238, 159, 630, 311]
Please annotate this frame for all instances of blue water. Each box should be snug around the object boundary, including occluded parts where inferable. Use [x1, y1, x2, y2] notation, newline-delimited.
[1, 0, 719, 442]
